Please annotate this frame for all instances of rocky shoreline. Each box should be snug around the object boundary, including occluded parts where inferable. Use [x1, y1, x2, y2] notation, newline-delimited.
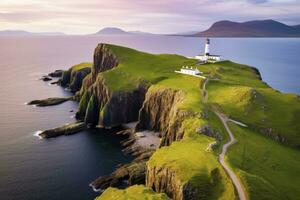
[29, 44, 195, 200]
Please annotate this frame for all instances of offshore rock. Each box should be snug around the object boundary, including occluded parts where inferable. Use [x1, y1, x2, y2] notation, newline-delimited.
[38, 121, 85, 138]
[28, 97, 72, 107]
[41, 76, 52, 81]
[48, 69, 63, 78]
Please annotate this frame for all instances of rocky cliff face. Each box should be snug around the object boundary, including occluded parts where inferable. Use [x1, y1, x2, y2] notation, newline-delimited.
[146, 166, 184, 200]
[69, 68, 91, 92]
[76, 44, 146, 127]
[92, 43, 119, 80]
[135, 88, 192, 146]
[75, 44, 215, 199]
[60, 67, 91, 92]
[146, 164, 223, 200]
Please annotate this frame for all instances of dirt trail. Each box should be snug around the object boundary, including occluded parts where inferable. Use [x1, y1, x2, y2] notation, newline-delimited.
[215, 112, 247, 200]
[202, 78, 247, 200]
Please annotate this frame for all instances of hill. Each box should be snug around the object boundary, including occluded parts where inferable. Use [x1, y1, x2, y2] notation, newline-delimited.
[192, 20, 300, 37]
[57, 44, 300, 200]
[94, 27, 128, 35]
[94, 27, 154, 35]
[0, 30, 65, 36]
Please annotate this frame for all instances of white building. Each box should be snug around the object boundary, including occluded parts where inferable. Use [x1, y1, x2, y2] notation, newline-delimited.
[179, 66, 201, 75]
[175, 66, 205, 78]
[195, 38, 221, 63]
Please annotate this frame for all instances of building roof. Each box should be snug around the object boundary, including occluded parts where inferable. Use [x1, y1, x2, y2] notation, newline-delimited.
[197, 54, 221, 57]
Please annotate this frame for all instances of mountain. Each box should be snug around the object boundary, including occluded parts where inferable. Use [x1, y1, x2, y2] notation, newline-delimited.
[95, 27, 128, 35]
[175, 30, 199, 35]
[0, 30, 32, 36]
[94, 27, 154, 35]
[128, 30, 154, 35]
[191, 20, 300, 37]
[0, 30, 65, 36]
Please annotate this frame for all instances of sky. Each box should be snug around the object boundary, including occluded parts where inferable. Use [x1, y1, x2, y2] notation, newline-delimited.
[0, 0, 299, 34]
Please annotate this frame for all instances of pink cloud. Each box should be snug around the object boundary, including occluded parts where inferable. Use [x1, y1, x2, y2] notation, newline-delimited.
[0, 0, 299, 34]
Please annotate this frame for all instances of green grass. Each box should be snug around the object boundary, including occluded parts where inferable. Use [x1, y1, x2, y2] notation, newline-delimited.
[148, 135, 236, 200]
[95, 185, 171, 200]
[101, 44, 198, 92]
[71, 62, 92, 72]
[207, 80, 300, 147]
[226, 123, 300, 200]
[77, 44, 300, 199]
[200, 61, 266, 87]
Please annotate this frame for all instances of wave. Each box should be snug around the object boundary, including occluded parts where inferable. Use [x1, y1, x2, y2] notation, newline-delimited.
[33, 130, 43, 139]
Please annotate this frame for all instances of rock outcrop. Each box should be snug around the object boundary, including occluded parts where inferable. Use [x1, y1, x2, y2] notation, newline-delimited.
[41, 76, 52, 81]
[92, 43, 119, 79]
[146, 166, 184, 200]
[60, 67, 91, 92]
[69, 68, 91, 92]
[95, 185, 171, 200]
[76, 44, 147, 128]
[28, 97, 72, 107]
[38, 121, 86, 138]
[135, 88, 192, 146]
[48, 69, 63, 78]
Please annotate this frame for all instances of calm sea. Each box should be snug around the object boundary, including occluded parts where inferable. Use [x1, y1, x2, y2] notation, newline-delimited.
[0, 35, 299, 200]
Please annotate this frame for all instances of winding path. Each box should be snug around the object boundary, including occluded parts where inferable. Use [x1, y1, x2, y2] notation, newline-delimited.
[202, 78, 247, 200]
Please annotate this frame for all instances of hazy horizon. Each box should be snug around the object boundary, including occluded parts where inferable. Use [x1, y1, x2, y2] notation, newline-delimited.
[0, 0, 300, 34]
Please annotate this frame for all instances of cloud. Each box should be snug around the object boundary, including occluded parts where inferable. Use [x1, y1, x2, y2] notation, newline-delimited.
[247, 0, 268, 4]
[0, 0, 299, 34]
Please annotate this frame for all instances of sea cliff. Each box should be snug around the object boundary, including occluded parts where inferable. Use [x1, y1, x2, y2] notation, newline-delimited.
[43, 43, 300, 200]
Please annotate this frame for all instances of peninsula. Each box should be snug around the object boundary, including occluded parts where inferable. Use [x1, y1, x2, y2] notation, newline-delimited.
[34, 41, 300, 200]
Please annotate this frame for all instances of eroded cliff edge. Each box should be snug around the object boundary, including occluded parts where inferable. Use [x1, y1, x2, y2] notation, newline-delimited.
[58, 43, 237, 200]
[54, 43, 300, 200]
[75, 44, 147, 128]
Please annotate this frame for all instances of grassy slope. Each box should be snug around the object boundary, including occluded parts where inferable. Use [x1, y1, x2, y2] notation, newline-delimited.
[148, 135, 236, 200]
[208, 81, 300, 146]
[227, 123, 300, 200]
[96, 185, 170, 200]
[90, 44, 299, 200]
[103, 44, 196, 92]
[94, 44, 236, 199]
[204, 61, 300, 199]
[71, 62, 92, 72]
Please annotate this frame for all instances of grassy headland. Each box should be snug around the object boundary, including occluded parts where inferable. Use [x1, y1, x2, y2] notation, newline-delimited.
[64, 44, 299, 200]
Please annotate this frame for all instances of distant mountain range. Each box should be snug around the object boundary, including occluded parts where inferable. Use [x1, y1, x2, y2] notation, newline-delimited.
[93, 27, 154, 35]
[190, 20, 300, 37]
[2, 20, 299, 37]
[0, 30, 65, 36]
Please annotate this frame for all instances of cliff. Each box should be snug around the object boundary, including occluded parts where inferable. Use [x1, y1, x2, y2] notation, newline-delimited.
[76, 44, 147, 127]
[60, 62, 92, 92]
[59, 44, 300, 200]
[146, 137, 236, 200]
[136, 87, 191, 146]
[95, 185, 170, 200]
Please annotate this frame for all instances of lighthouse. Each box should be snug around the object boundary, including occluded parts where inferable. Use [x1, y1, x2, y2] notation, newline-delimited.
[204, 38, 210, 56]
[195, 38, 221, 63]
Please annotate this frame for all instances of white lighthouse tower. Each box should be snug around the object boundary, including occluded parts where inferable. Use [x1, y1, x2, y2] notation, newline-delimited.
[195, 38, 221, 63]
[204, 38, 210, 56]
